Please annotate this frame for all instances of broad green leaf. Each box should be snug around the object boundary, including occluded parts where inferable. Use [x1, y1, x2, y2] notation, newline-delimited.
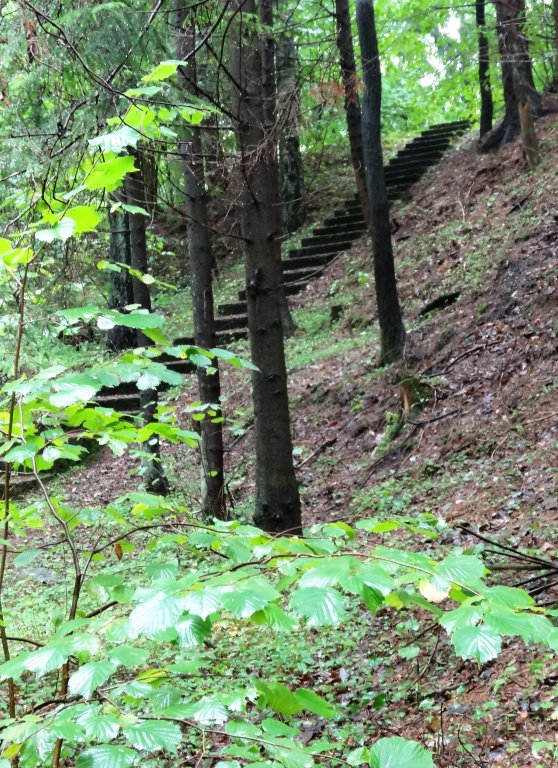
[220, 584, 279, 618]
[89, 126, 141, 153]
[369, 737, 434, 768]
[437, 554, 485, 586]
[13, 549, 41, 568]
[76, 745, 136, 768]
[109, 646, 150, 667]
[35, 217, 75, 242]
[124, 720, 181, 752]
[77, 709, 121, 741]
[254, 680, 302, 717]
[68, 661, 116, 698]
[295, 688, 337, 719]
[548, 628, 558, 652]
[251, 604, 299, 632]
[182, 587, 222, 619]
[439, 606, 483, 633]
[357, 564, 395, 595]
[225, 720, 262, 738]
[267, 744, 314, 768]
[451, 624, 501, 663]
[66, 205, 101, 234]
[142, 59, 184, 83]
[484, 611, 554, 643]
[482, 585, 534, 609]
[289, 587, 345, 626]
[85, 156, 138, 192]
[129, 592, 184, 638]
[24, 646, 68, 675]
[175, 614, 211, 647]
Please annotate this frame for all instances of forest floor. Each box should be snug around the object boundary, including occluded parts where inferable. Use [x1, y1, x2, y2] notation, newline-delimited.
[30, 109, 558, 766]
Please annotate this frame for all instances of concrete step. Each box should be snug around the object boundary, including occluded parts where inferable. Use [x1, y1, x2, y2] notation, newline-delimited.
[388, 149, 446, 166]
[327, 211, 366, 224]
[282, 262, 329, 279]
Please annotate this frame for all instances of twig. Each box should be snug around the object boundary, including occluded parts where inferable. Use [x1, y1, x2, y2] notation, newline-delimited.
[295, 437, 337, 468]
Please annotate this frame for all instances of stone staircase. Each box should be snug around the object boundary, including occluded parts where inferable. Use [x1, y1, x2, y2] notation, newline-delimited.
[97, 120, 468, 412]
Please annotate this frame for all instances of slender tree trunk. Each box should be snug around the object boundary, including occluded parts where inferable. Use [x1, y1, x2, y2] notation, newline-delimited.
[230, 0, 301, 534]
[126, 161, 169, 496]
[259, 0, 295, 338]
[335, 0, 369, 227]
[481, 0, 540, 150]
[175, 5, 226, 520]
[476, 0, 494, 137]
[554, 0, 558, 79]
[107, 194, 136, 351]
[356, 0, 405, 365]
[277, 33, 306, 234]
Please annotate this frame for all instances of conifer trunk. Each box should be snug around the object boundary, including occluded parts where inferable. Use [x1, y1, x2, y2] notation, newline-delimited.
[335, 0, 369, 226]
[476, 0, 493, 137]
[175, 4, 226, 520]
[126, 162, 169, 496]
[356, 0, 405, 365]
[230, 0, 301, 534]
[107, 195, 136, 351]
[277, 33, 306, 234]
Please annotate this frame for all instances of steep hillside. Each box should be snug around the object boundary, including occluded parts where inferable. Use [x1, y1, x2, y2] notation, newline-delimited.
[51, 112, 558, 766]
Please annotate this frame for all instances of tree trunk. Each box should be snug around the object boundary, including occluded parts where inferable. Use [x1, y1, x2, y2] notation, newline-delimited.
[107, 194, 136, 351]
[481, 0, 540, 150]
[476, 0, 493, 137]
[554, 0, 558, 79]
[175, 4, 226, 520]
[259, 0, 295, 339]
[277, 33, 307, 234]
[126, 162, 169, 496]
[230, 0, 301, 534]
[335, 0, 369, 227]
[356, 0, 405, 365]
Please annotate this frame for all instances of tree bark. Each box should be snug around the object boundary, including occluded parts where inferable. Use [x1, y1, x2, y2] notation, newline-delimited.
[175, 4, 226, 520]
[335, 0, 369, 227]
[230, 0, 301, 534]
[126, 161, 169, 496]
[481, 0, 540, 150]
[356, 0, 405, 365]
[107, 194, 136, 351]
[554, 0, 558, 79]
[277, 33, 307, 234]
[476, 0, 493, 137]
[259, 0, 295, 339]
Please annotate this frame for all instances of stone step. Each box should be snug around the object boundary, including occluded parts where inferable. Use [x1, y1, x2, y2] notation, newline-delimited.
[161, 356, 195, 374]
[327, 211, 366, 225]
[398, 138, 451, 154]
[218, 301, 247, 316]
[421, 120, 469, 134]
[388, 148, 446, 165]
[282, 262, 329, 279]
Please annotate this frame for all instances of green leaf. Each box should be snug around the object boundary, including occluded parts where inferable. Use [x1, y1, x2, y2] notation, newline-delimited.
[451, 624, 502, 663]
[251, 604, 299, 632]
[89, 126, 141, 153]
[13, 549, 41, 568]
[295, 688, 337, 719]
[124, 719, 181, 752]
[76, 745, 136, 768]
[129, 592, 184, 638]
[68, 661, 116, 698]
[220, 582, 279, 618]
[85, 156, 138, 192]
[484, 611, 554, 643]
[109, 645, 150, 667]
[77, 708, 121, 741]
[289, 587, 345, 626]
[254, 680, 302, 717]
[35, 217, 75, 242]
[182, 588, 222, 619]
[175, 614, 211, 647]
[369, 737, 434, 768]
[142, 59, 184, 83]
[437, 554, 485, 586]
[24, 645, 68, 675]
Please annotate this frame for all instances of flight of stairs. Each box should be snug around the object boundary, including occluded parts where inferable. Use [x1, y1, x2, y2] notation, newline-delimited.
[97, 120, 468, 412]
